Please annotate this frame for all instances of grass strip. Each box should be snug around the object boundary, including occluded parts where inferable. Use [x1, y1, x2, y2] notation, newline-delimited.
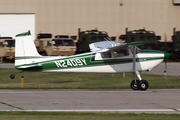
[0, 112, 180, 120]
[0, 68, 180, 89]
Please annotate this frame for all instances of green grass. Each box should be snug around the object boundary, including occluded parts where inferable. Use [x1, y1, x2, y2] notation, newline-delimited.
[0, 68, 180, 89]
[0, 112, 180, 120]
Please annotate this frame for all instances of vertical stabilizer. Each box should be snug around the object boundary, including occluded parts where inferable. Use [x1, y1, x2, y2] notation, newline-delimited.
[15, 30, 41, 66]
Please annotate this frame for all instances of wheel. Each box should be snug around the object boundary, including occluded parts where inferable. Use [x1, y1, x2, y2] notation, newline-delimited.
[130, 80, 140, 90]
[10, 74, 15, 79]
[139, 80, 149, 91]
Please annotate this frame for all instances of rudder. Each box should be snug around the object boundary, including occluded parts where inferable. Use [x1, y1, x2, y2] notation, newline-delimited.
[15, 30, 41, 67]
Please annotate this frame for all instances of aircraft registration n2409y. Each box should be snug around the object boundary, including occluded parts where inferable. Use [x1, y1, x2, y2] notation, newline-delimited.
[11, 30, 170, 91]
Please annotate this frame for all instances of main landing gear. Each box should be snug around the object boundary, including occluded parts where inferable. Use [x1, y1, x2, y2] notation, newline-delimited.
[130, 79, 149, 91]
[130, 71, 149, 91]
[130, 45, 149, 90]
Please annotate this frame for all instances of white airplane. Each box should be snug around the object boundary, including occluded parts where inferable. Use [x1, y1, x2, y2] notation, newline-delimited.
[11, 30, 170, 91]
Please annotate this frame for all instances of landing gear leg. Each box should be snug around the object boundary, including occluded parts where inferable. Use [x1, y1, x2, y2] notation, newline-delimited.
[135, 71, 149, 90]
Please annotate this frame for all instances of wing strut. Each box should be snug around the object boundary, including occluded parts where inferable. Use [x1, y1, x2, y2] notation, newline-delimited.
[133, 45, 136, 82]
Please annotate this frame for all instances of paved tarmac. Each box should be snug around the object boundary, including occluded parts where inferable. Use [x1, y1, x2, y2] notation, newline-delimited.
[0, 89, 180, 113]
[0, 63, 14, 68]
[0, 63, 180, 113]
[142, 63, 180, 77]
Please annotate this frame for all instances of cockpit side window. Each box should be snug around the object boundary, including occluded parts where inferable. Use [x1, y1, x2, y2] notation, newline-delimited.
[101, 51, 111, 58]
[101, 47, 130, 58]
[112, 48, 129, 58]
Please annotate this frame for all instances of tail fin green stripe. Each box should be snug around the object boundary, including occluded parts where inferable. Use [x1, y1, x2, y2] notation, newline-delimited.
[16, 31, 31, 37]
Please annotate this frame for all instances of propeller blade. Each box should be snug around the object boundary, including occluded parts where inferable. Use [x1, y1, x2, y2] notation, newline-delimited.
[164, 57, 167, 80]
[164, 33, 167, 80]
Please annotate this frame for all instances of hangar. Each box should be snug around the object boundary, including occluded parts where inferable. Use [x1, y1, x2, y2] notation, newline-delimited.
[0, 0, 180, 41]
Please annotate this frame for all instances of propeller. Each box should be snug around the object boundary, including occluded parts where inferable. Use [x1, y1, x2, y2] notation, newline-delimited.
[164, 33, 167, 80]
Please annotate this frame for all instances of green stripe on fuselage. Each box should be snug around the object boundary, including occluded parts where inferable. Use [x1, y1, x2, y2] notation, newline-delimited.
[15, 51, 164, 71]
[140, 50, 165, 54]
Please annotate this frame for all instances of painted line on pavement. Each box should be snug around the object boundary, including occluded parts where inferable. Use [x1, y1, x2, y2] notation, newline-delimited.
[0, 109, 177, 112]
[0, 90, 152, 94]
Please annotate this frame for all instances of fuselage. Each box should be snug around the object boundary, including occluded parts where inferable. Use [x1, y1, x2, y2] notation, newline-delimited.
[15, 49, 169, 73]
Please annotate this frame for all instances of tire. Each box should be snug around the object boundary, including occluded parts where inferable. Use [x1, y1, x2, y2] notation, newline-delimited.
[139, 80, 149, 91]
[10, 74, 15, 79]
[130, 80, 140, 90]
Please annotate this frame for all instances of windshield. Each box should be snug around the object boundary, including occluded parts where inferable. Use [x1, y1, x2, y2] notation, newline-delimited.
[5, 40, 15, 47]
[52, 40, 63, 46]
[52, 39, 75, 46]
[90, 36, 108, 41]
[64, 40, 75, 46]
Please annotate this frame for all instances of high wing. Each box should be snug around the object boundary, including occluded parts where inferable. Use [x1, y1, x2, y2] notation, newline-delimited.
[89, 41, 122, 51]
[109, 41, 145, 51]
[89, 41, 145, 52]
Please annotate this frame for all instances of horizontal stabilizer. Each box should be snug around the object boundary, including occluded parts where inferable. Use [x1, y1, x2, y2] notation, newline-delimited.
[17, 64, 42, 70]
